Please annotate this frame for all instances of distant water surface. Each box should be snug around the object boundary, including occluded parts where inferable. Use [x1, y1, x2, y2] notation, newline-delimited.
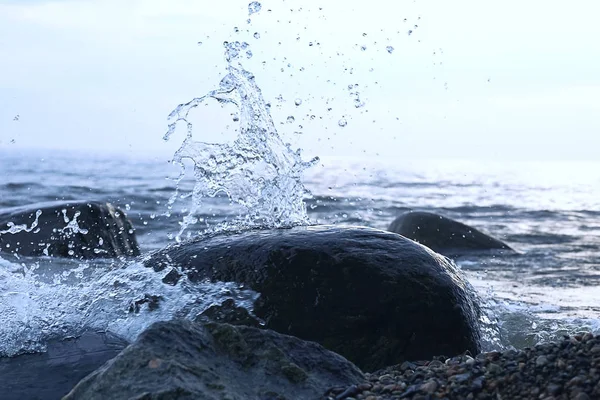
[1, 149, 599, 355]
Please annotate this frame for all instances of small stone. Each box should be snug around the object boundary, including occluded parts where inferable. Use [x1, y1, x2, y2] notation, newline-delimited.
[420, 379, 438, 394]
[428, 360, 444, 368]
[536, 355, 549, 366]
[358, 383, 372, 391]
[582, 332, 594, 342]
[556, 359, 566, 368]
[547, 383, 561, 395]
[400, 361, 417, 371]
[574, 393, 591, 400]
[450, 372, 472, 383]
[471, 376, 484, 390]
[365, 396, 377, 400]
[382, 384, 397, 392]
[487, 363, 502, 374]
[590, 345, 600, 354]
[567, 376, 583, 387]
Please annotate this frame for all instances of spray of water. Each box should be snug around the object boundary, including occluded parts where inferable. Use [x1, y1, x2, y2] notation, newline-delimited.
[164, 40, 318, 241]
[0, 256, 258, 357]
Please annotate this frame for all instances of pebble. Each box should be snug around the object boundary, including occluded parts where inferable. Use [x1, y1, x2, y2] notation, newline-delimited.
[322, 333, 599, 400]
[536, 355, 549, 366]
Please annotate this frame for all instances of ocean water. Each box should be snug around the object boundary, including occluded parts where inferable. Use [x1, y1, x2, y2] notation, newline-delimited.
[1, 8, 599, 360]
[1, 149, 599, 357]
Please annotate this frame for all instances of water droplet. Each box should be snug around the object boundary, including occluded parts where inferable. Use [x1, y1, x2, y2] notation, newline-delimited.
[308, 42, 314, 47]
[246, 50, 253, 59]
[197, 41, 203, 46]
[386, 46, 394, 54]
[362, 33, 367, 37]
[294, 99, 302, 106]
[248, 1, 262, 15]
[234, 27, 240, 33]
[408, 30, 413, 36]
[286, 116, 295, 123]
[125, 204, 131, 211]
[361, 45, 367, 51]
[10, 139, 15, 144]
[13, 115, 19, 121]
[253, 32, 260, 39]
[338, 118, 347, 127]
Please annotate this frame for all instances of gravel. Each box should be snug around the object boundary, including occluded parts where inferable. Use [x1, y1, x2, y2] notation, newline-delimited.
[323, 332, 600, 400]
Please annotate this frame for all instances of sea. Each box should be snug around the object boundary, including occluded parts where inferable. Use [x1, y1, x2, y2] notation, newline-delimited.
[1, 25, 599, 361]
[1, 149, 599, 358]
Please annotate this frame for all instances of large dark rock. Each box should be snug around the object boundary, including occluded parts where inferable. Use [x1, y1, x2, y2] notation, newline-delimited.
[145, 225, 482, 371]
[65, 320, 365, 400]
[388, 211, 514, 257]
[0, 201, 140, 259]
[0, 331, 128, 400]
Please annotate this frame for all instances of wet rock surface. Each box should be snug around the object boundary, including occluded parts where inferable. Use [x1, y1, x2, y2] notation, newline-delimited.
[0, 331, 128, 400]
[65, 320, 365, 400]
[388, 211, 514, 257]
[145, 225, 482, 371]
[0, 201, 140, 259]
[324, 333, 600, 400]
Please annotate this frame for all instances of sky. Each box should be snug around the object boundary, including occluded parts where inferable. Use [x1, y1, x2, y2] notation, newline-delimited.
[0, 0, 599, 161]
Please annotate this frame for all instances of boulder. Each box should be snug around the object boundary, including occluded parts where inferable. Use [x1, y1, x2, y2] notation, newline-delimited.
[388, 211, 514, 257]
[65, 320, 365, 400]
[0, 331, 128, 400]
[145, 225, 482, 371]
[0, 201, 140, 259]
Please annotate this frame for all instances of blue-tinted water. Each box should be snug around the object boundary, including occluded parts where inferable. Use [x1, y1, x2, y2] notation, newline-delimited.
[1, 148, 599, 355]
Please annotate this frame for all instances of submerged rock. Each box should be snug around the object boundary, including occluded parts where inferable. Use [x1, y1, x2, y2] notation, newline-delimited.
[388, 211, 514, 257]
[0, 331, 128, 400]
[0, 201, 140, 259]
[145, 225, 482, 371]
[65, 320, 365, 400]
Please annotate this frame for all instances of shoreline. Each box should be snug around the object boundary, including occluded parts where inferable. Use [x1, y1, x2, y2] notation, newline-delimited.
[324, 333, 599, 400]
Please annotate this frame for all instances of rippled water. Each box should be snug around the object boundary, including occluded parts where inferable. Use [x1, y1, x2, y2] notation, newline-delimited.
[1, 149, 599, 356]
[1, 1, 599, 360]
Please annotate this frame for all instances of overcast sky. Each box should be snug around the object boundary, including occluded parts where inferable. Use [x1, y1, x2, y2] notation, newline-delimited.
[1, 0, 599, 161]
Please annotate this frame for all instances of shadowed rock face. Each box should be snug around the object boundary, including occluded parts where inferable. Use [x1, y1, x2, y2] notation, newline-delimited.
[64, 320, 365, 400]
[0, 331, 128, 400]
[389, 211, 514, 257]
[0, 201, 140, 259]
[145, 225, 482, 371]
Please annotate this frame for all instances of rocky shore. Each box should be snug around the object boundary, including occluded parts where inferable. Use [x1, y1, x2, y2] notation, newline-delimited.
[324, 333, 599, 400]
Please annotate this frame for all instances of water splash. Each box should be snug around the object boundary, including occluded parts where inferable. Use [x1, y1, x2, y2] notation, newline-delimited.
[0, 210, 42, 235]
[248, 1, 262, 15]
[0, 256, 258, 357]
[165, 41, 318, 240]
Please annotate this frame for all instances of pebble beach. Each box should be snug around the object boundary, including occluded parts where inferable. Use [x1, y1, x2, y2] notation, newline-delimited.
[324, 333, 600, 400]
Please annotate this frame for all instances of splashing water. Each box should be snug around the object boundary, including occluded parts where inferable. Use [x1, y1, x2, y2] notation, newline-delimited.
[165, 40, 318, 240]
[0, 210, 42, 235]
[248, 1, 262, 15]
[0, 256, 258, 357]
